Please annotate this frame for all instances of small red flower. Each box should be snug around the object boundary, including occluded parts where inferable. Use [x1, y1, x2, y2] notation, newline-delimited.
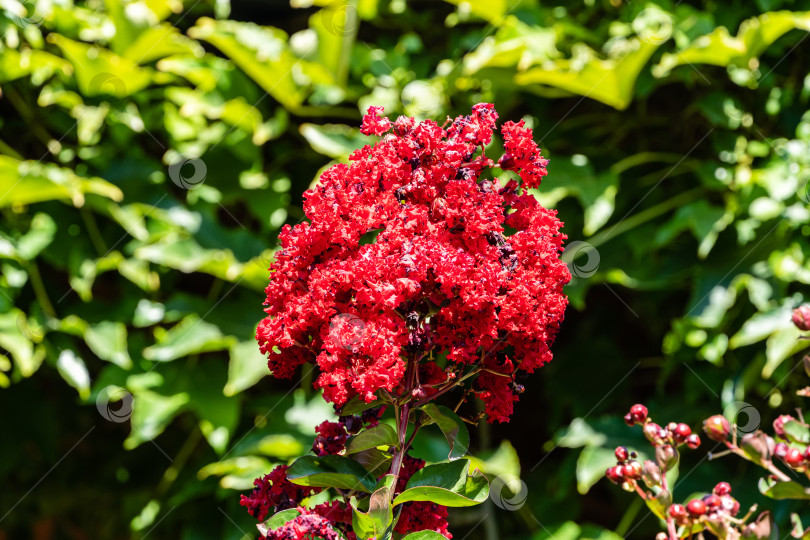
[240, 465, 320, 521]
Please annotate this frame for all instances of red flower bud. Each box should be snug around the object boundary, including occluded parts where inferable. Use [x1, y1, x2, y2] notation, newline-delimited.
[606, 466, 623, 484]
[669, 503, 687, 519]
[792, 305, 810, 331]
[623, 412, 634, 426]
[615, 446, 629, 462]
[686, 433, 701, 449]
[703, 494, 721, 508]
[674, 423, 691, 442]
[703, 415, 731, 442]
[713, 481, 731, 496]
[784, 447, 804, 468]
[686, 499, 707, 516]
[772, 414, 795, 439]
[629, 404, 648, 424]
[655, 444, 679, 470]
[625, 460, 643, 480]
[643, 422, 662, 444]
[774, 442, 789, 458]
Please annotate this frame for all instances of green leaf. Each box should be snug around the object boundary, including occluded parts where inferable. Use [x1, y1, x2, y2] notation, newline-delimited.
[300, 123, 367, 161]
[47, 34, 154, 97]
[339, 395, 381, 416]
[351, 485, 394, 540]
[351, 447, 392, 476]
[0, 156, 123, 208]
[402, 532, 450, 540]
[515, 39, 660, 110]
[758, 477, 810, 500]
[84, 321, 132, 369]
[224, 340, 269, 396]
[56, 350, 91, 399]
[782, 421, 810, 444]
[0, 309, 45, 377]
[393, 459, 489, 507]
[345, 424, 399, 454]
[188, 18, 333, 111]
[286, 455, 377, 493]
[258, 508, 300, 537]
[143, 315, 236, 362]
[421, 403, 470, 460]
[656, 11, 810, 76]
[125, 388, 189, 449]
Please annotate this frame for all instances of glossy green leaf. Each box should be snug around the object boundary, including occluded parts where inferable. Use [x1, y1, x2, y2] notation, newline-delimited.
[125, 389, 189, 449]
[345, 424, 399, 454]
[758, 477, 810, 500]
[258, 508, 300, 537]
[402, 532, 450, 540]
[421, 403, 470, 460]
[56, 350, 90, 399]
[300, 123, 367, 160]
[286, 455, 377, 493]
[339, 395, 381, 416]
[84, 321, 132, 369]
[782, 421, 810, 444]
[351, 485, 394, 540]
[393, 459, 489, 507]
[351, 447, 392, 476]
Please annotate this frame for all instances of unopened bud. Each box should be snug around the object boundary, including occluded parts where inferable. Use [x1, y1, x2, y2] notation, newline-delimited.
[703, 415, 731, 442]
[643, 422, 662, 444]
[740, 431, 774, 464]
[792, 305, 810, 331]
[641, 460, 662, 488]
[655, 444, 679, 470]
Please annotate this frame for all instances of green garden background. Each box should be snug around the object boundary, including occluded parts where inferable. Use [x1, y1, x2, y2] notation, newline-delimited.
[1, 0, 809, 538]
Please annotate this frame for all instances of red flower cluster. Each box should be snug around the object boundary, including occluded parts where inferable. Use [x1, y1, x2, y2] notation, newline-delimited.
[257, 104, 569, 422]
[240, 465, 321, 521]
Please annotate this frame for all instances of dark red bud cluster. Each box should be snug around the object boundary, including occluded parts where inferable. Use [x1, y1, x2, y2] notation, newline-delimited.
[670, 483, 739, 526]
[606, 445, 644, 491]
[774, 442, 810, 469]
[624, 404, 648, 426]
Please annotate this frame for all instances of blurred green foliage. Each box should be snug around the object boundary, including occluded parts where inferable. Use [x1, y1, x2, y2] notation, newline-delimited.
[1, 0, 810, 538]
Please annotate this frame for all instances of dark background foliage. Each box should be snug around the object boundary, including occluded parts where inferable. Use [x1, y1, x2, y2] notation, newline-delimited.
[1, 0, 809, 538]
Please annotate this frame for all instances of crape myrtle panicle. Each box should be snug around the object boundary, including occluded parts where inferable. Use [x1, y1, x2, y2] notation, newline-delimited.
[256, 103, 570, 423]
